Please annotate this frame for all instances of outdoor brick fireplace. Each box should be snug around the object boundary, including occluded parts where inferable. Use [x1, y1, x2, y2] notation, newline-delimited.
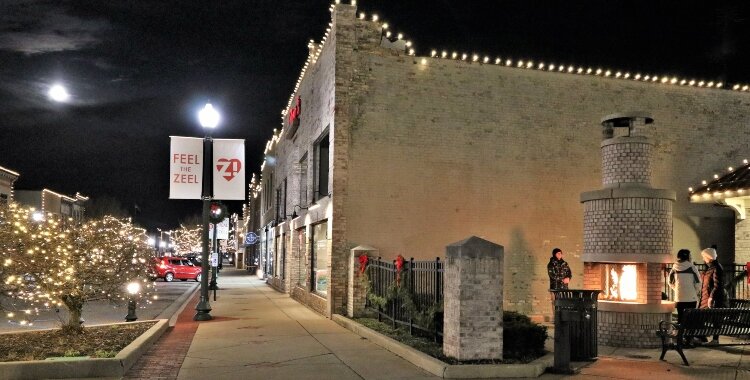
[581, 113, 675, 348]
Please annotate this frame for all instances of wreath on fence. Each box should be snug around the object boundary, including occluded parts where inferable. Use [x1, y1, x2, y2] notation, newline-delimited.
[358, 254, 369, 276]
[395, 254, 405, 287]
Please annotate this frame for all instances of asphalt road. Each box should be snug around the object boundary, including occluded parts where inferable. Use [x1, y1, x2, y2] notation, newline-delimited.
[0, 280, 197, 332]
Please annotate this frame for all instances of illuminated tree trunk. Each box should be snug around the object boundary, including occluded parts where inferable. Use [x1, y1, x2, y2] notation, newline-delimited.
[61, 295, 84, 333]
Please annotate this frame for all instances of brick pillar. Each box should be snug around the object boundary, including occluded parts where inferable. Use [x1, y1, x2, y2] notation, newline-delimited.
[347, 245, 378, 318]
[288, 225, 302, 289]
[443, 236, 504, 361]
[736, 214, 750, 264]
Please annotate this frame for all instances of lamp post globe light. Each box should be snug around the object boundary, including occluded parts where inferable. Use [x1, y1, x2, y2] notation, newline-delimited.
[31, 211, 45, 222]
[125, 282, 141, 322]
[195, 102, 220, 321]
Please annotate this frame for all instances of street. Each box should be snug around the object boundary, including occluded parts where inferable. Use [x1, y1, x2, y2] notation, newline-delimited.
[0, 280, 197, 332]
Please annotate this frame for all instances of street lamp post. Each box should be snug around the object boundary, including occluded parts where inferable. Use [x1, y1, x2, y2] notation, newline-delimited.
[195, 103, 220, 321]
[210, 221, 219, 290]
[125, 282, 140, 322]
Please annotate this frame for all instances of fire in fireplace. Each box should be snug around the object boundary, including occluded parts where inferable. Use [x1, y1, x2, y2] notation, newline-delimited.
[603, 264, 638, 301]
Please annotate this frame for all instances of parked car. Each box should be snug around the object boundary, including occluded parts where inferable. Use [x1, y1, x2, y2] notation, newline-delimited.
[153, 257, 202, 282]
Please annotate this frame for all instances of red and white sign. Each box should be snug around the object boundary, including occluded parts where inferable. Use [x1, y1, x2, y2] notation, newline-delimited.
[169, 137, 203, 199]
[288, 96, 301, 126]
[212, 139, 245, 200]
[209, 218, 230, 240]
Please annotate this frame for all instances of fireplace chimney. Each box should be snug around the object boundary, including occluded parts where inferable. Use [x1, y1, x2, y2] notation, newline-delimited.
[580, 112, 676, 348]
[581, 112, 675, 264]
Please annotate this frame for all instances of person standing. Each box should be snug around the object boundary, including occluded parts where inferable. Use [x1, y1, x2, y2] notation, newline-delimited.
[548, 248, 572, 290]
[699, 247, 726, 345]
[668, 249, 701, 327]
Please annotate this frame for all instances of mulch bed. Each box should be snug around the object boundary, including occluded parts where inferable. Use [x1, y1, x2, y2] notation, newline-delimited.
[0, 322, 156, 362]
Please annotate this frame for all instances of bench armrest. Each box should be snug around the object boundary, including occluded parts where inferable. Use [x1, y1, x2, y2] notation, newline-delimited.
[658, 320, 680, 335]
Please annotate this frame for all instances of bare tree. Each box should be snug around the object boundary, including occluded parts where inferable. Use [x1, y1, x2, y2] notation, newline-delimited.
[85, 195, 130, 219]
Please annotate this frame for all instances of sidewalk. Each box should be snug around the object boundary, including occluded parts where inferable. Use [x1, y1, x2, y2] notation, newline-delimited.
[127, 269, 750, 379]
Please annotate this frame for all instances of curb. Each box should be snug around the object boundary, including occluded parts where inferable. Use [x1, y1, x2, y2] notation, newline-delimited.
[332, 314, 553, 378]
[0, 319, 168, 380]
[155, 282, 200, 326]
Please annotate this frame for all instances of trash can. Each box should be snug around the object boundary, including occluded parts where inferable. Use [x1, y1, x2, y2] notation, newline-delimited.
[551, 289, 600, 361]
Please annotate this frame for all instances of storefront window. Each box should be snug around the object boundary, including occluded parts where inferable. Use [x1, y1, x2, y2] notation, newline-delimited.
[297, 228, 306, 286]
[274, 234, 280, 277]
[266, 227, 274, 278]
[280, 233, 286, 279]
[311, 221, 329, 294]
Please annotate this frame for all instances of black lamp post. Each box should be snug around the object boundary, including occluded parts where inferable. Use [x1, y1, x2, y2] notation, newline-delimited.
[125, 282, 140, 322]
[194, 103, 220, 321]
[208, 202, 225, 291]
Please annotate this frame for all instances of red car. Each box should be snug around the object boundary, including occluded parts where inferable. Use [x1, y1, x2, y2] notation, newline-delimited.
[153, 257, 202, 282]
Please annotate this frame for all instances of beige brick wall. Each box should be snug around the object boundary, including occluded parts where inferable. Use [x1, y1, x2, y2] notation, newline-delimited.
[583, 198, 673, 255]
[597, 310, 668, 348]
[337, 11, 749, 318]
[260, 6, 750, 319]
[601, 138, 652, 186]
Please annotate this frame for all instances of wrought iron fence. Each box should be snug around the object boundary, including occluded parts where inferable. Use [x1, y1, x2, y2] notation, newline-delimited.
[364, 257, 443, 341]
[663, 263, 749, 301]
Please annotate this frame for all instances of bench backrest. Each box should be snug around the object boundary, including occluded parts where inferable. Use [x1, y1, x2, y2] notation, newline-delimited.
[682, 308, 750, 336]
[729, 299, 750, 309]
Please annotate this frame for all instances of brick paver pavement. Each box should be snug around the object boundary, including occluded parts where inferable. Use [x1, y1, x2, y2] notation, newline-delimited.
[124, 293, 200, 380]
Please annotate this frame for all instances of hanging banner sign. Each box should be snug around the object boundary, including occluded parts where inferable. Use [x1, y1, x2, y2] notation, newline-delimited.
[169, 137, 203, 199]
[209, 218, 230, 240]
[212, 139, 245, 200]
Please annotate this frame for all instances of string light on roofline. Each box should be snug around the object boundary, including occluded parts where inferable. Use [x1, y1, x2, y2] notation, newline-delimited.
[275, 4, 750, 174]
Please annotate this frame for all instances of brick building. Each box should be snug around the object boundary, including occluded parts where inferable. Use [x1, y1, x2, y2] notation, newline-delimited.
[15, 189, 88, 222]
[0, 165, 20, 205]
[255, 3, 750, 318]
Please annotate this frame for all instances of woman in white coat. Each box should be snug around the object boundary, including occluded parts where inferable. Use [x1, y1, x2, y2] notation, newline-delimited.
[668, 249, 701, 327]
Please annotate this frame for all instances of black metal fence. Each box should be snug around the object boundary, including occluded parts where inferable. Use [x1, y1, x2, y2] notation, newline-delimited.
[663, 263, 749, 301]
[365, 257, 443, 341]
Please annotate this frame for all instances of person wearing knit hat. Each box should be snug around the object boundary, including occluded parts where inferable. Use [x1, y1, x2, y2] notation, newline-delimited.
[699, 247, 726, 345]
[547, 248, 572, 290]
[668, 249, 701, 343]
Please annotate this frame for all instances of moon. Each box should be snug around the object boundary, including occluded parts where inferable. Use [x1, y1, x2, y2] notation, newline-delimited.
[48, 84, 70, 102]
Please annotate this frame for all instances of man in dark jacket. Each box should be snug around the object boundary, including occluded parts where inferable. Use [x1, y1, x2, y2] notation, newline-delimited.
[547, 248, 572, 290]
[699, 247, 726, 345]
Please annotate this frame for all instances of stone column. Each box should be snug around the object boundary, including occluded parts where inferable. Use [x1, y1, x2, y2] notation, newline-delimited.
[443, 236, 504, 361]
[347, 245, 378, 318]
[735, 208, 750, 264]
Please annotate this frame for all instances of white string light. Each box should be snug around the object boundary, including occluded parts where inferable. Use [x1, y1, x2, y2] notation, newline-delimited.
[272, 3, 750, 189]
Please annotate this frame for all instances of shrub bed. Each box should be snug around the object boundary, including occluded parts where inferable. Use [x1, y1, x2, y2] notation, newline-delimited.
[356, 311, 547, 364]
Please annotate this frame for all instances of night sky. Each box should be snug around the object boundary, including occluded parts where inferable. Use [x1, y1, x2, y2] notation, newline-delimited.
[1, 1, 749, 231]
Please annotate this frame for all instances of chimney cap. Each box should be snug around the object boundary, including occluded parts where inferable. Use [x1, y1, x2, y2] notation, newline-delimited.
[601, 112, 653, 127]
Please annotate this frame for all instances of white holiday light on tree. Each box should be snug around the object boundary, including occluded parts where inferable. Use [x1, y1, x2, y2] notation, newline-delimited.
[0, 202, 154, 332]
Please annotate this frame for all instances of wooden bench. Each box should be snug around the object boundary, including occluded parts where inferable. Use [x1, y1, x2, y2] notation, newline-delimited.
[657, 307, 750, 366]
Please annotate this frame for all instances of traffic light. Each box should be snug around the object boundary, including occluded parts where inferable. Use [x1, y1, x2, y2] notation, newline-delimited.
[209, 202, 227, 223]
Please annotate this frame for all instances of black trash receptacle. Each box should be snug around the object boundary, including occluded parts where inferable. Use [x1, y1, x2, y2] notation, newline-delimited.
[551, 289, 600, 361]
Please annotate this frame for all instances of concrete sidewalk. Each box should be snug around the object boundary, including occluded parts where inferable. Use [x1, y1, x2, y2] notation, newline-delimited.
[128, 269, 750, 379]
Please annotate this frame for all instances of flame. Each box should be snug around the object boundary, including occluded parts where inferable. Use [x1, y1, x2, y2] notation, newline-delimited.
[605, 264, 638, 301]
[620, 265, 637, 300]
[609, 268, 619, 299]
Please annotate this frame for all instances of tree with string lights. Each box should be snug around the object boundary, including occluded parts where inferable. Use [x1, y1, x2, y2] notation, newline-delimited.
[0, 202, 154, 333]
[171, 224, 202, 256]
